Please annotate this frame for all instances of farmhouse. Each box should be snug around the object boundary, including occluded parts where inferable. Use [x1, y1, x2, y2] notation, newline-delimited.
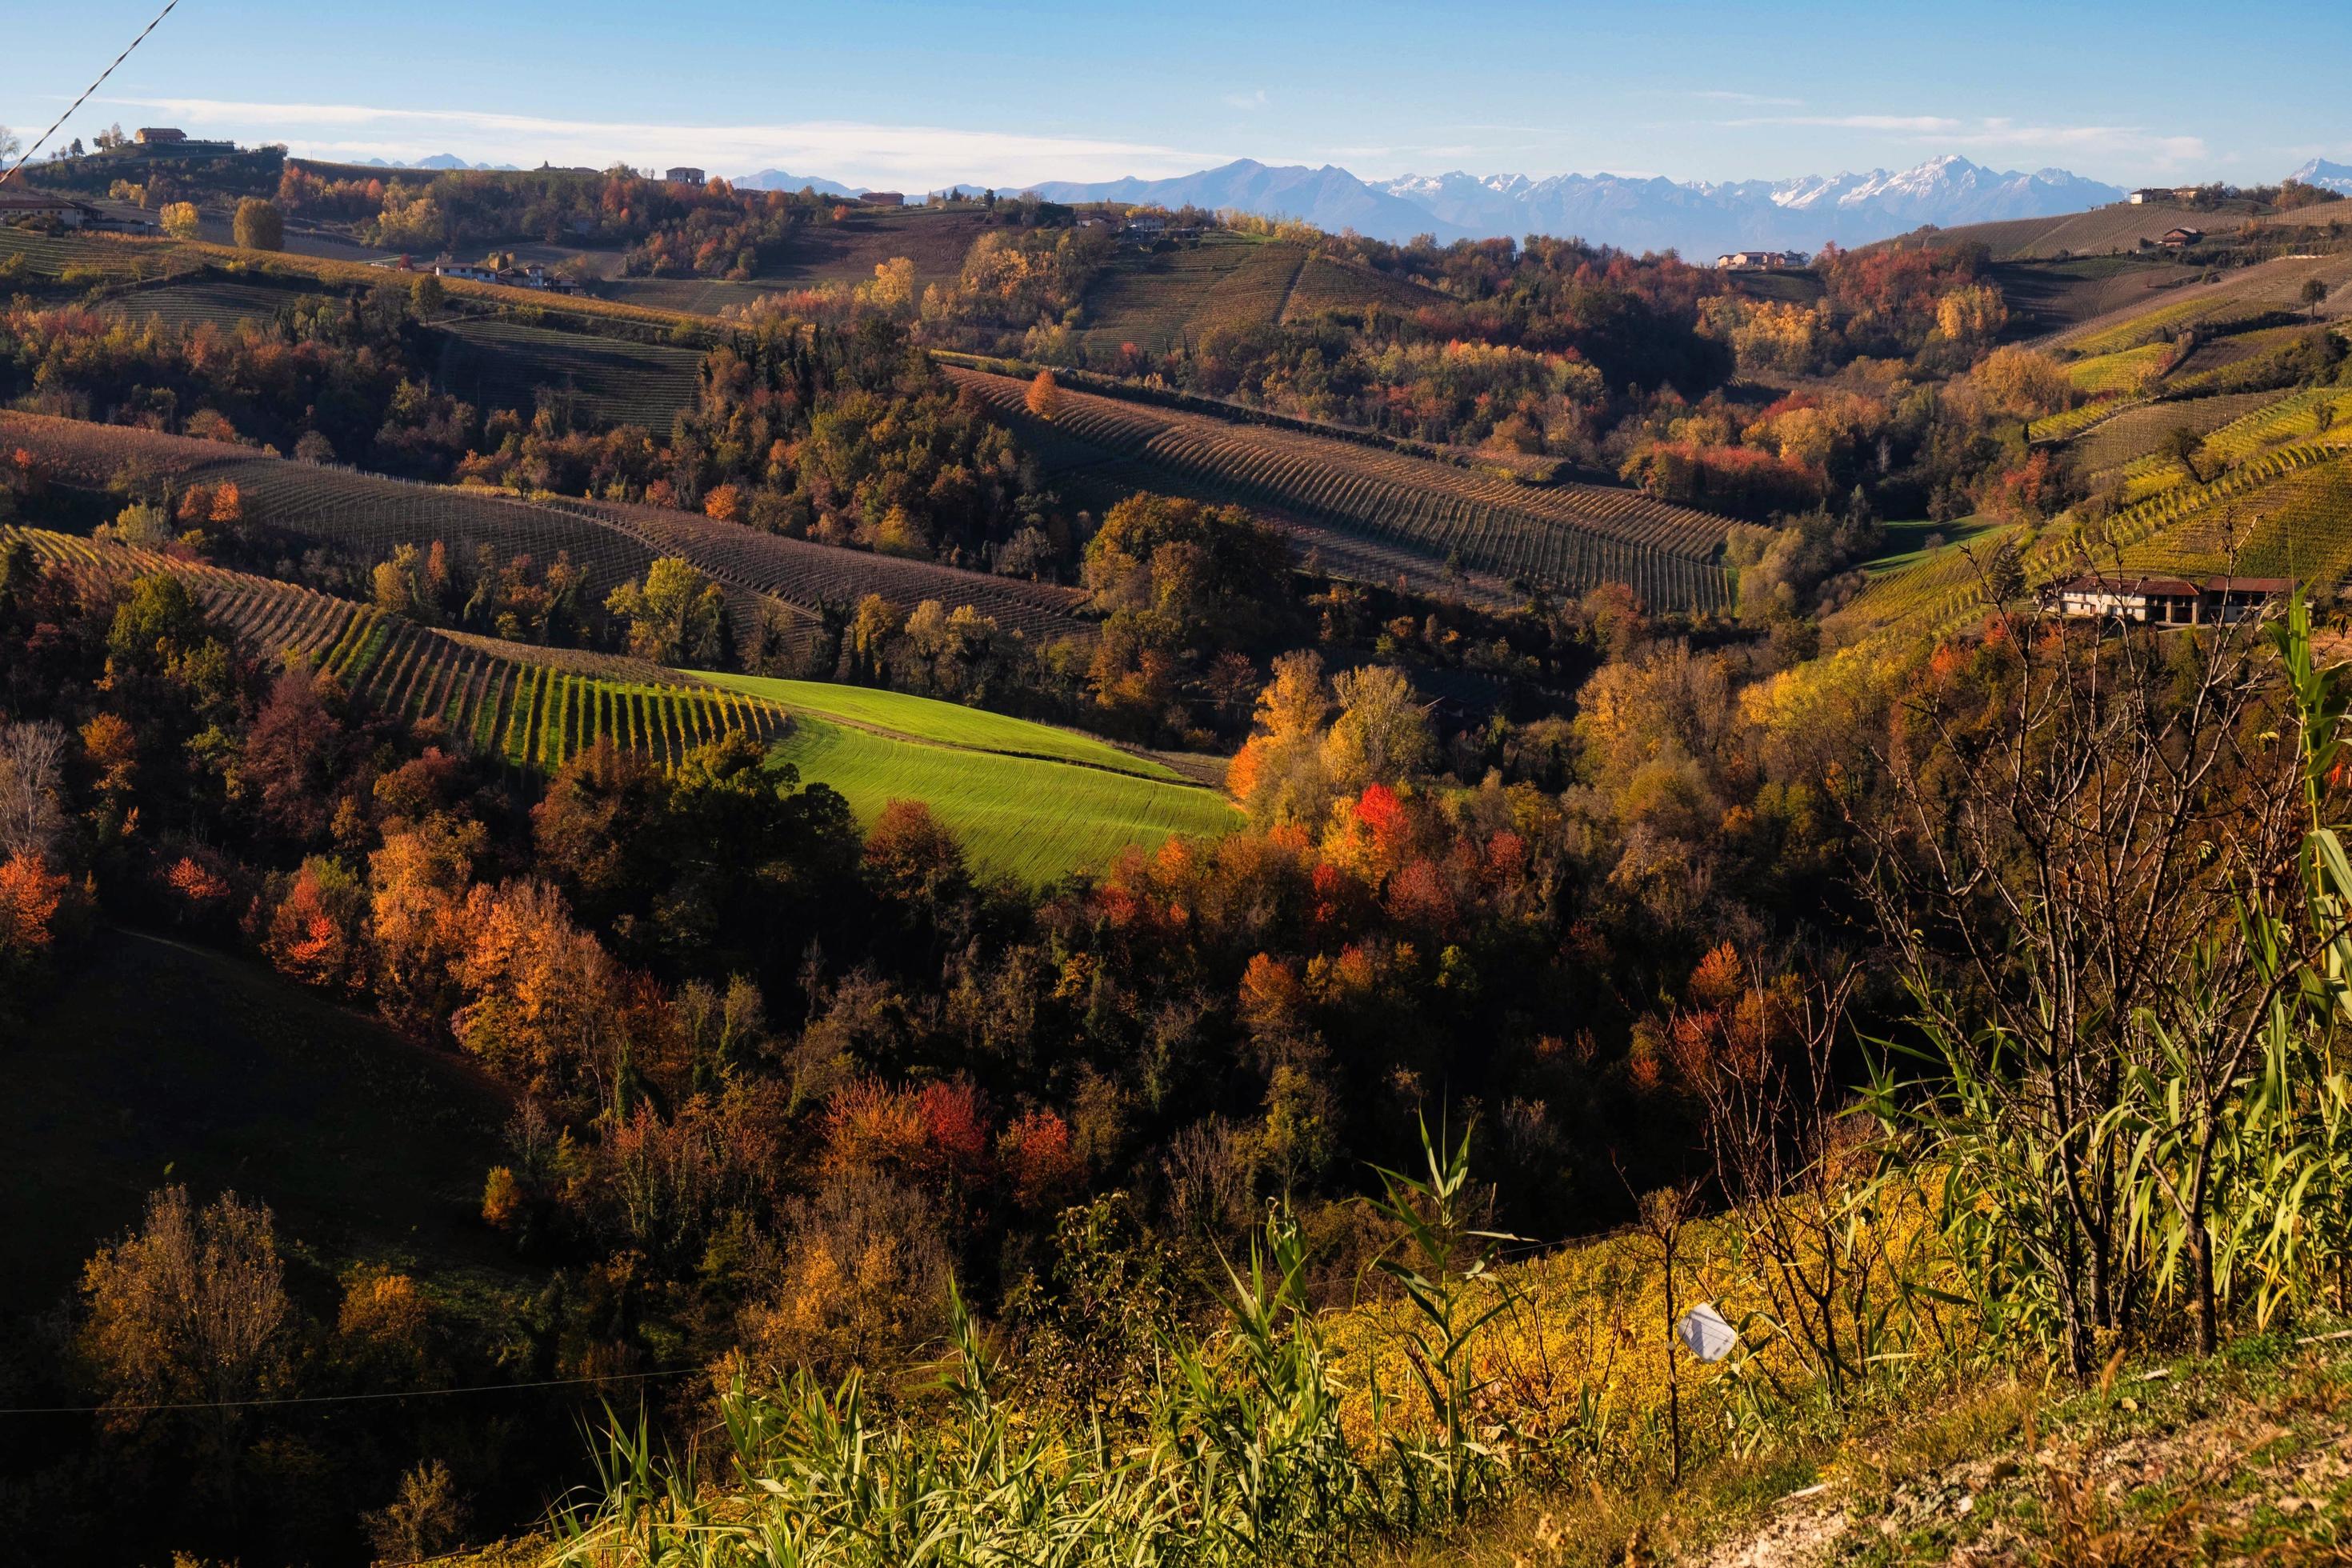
[2159, 226, 2204, 248]
[2045, 571, 2292, 625]
[665, 166, 706, 186]
[1124, 214, 1168, 236]
[1715, 250, 1808, 270]
[0, 188, 98, 227]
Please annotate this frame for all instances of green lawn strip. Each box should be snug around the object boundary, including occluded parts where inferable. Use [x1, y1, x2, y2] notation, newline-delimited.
[700, 673, 1183, 782]
[1861, 517, 1999, 577]
[766, 714, 1238, 885]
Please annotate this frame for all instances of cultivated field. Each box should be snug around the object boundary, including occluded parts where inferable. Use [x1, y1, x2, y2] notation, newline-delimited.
[758, 706, 1238, 885]
[946, 366, 1735, 611]
[1989, 255, 2178, 338]
[1073, 238, 1304, 358]
[701, 674, 1180, 780]
[0, 414, 1101, 648]
[2041, 253, 2352, 354]
[1829, 439, 2352, 647]
[0, 224, 190, 285]
[7, 525, 790, 771]
[1903, 202, 2242, 262]
[430, 315, 706, 428]
[1282, 254, 1448, 320]
[101, 276, 326, 330]
[753, 206, 992, 290]
[2070, 390, 2281, 478]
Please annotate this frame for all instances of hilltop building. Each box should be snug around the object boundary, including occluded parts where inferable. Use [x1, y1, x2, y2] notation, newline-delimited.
[665, 166, 706, 186]
[1715, 250, 1808, 270]
[2045, 572, 2291, 626]
[134, 127, 186, 145]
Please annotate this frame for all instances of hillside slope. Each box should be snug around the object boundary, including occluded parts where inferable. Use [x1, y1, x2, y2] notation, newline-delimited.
[946, 366, 1734, 611]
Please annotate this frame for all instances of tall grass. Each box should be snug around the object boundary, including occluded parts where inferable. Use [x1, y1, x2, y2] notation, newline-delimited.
[553, 1125, 1522, 1566]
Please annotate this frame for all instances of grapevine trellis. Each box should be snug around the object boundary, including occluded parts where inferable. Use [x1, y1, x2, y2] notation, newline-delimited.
[3, 525, 789, 774]
[0, 412, 1102, 650]
[946, 366, 1737, 614]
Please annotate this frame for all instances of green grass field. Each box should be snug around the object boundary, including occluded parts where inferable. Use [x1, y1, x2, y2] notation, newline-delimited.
[700, 674, 1238, 882]
[703, 674, 1181, 779]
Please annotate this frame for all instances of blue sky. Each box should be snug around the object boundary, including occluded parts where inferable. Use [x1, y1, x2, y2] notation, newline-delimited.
[6, 0, 2346, 188]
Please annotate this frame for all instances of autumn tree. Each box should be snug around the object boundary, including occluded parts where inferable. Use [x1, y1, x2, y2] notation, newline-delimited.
[79, 1187, 294, 1478]
[231, 197, 283, 252]
[605, 557, 730, 667]
[159, 202, 202, 240]
[1322, 663, 1434, 793]
[1025, 367, 1062, 419]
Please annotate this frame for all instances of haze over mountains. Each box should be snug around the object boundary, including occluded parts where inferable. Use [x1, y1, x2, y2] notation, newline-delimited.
[1029, 154, 2133, 255]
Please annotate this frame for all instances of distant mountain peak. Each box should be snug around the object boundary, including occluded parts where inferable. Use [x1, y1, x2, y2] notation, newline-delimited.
[2290, 157, 2352, 194]
[1348, 154, 2124, 254]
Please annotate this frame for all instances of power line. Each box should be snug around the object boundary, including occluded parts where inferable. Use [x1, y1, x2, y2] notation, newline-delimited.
[0, 1364, 702, 1418]
[0, 0, 184, 190]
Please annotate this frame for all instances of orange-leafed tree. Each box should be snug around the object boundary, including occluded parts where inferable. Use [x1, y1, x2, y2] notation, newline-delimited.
[1025, 367, 1062, 420]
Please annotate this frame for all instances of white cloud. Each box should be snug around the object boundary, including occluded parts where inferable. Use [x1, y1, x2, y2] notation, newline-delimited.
[1726, 114, 1964, 133]
[1223, 90, 1269, 110]
[1686, 90, 1805, 108]
[95, 97, 1219, 186]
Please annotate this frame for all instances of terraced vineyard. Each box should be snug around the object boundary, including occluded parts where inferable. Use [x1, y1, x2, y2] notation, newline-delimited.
[538, 494, 1098, 644]
[0, 414, 1101, 648]
[2117, 454, 2352, 581]
[4, 526, 788, 771]
[0, 226, 190, 285]
[1829, 442, 2352, 648]
[947, 366, 1734, 611]
[2042, 254, 2352, 355]
[431, 317, 705, 429]
[2065, 342, 2171, 395]
[1281, 254, 1445, 322]
[1074, 239, 1306, 358]
[103, 278, 322, 330]
[2071, 391, 2280, 475]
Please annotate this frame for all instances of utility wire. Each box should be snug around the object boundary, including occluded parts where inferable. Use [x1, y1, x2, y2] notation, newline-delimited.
[0, 1364, 702, 1418]
[0, 0, 184, 190]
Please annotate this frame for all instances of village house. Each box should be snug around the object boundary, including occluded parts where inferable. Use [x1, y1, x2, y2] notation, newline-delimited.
[2045, 571, 2294, 626]
[1715, 250, 1808, 270]
[0, 187, 99, 228]
[2159, 226, 2204, 248]
[430, 259, 581, 294]
[1124, 214, 1169, 236]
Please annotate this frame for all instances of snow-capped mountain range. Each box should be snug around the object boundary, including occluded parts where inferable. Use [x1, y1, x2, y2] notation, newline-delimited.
[1030, 154, 2134, 255]
[2290, 158, 2352, 195]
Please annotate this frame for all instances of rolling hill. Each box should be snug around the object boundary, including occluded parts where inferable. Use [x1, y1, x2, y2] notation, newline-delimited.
[946, 365, 1735, 611]
[704, 674, 1238, 885]
[0, 413, 1101, 651]
[7, 524, 794, 773]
